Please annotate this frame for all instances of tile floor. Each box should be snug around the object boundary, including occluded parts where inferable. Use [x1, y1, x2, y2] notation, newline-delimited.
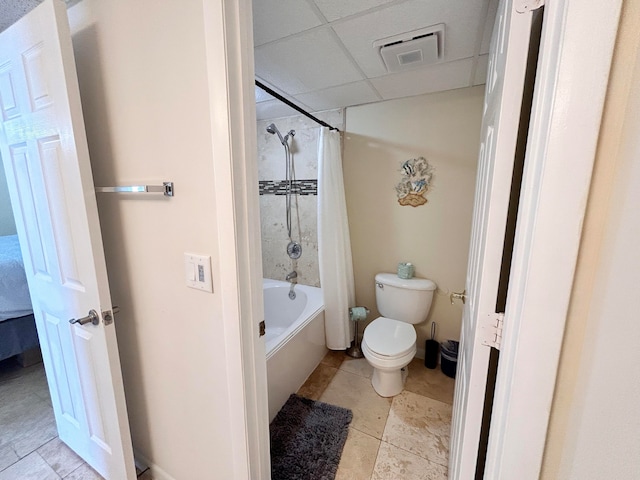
[2, 350, 453, 480]
[297, 351, 456, 480]
[0, 357, 152, 480]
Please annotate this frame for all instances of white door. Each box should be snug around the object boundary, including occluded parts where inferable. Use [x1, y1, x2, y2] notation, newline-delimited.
[0, 1, 135, 478]
[449, 1, 533, 478]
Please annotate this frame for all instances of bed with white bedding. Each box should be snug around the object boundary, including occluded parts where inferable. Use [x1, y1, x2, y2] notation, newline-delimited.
[0, 234, 38, 362]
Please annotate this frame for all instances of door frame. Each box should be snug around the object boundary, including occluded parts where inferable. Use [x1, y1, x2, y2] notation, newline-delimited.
[209, 0, 624, 478]
[484, 0, 622, 477]
[202, 0, 270, 478]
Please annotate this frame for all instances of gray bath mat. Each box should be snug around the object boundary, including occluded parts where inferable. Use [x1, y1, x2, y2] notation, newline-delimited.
[270, 394, 353, 480]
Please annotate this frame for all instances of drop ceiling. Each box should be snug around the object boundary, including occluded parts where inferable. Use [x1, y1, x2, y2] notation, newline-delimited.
[0, 0, 80, 32]
[0, 0, 498, 121]
[253, 0, 498, 120]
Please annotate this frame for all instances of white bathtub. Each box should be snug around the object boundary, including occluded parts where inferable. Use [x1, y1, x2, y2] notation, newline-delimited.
[264, 279, 327, 421]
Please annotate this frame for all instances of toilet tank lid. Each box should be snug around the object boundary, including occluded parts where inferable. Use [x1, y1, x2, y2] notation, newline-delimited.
[376, 273, 437, 291]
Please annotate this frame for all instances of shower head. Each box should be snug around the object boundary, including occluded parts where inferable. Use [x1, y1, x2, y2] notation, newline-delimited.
[266, 123, 285, 145]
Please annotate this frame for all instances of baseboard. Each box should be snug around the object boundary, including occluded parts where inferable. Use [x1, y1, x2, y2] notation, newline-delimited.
[134, 450, 177, 480]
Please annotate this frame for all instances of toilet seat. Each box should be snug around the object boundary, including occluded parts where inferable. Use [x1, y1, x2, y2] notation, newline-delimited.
[363, 317, 416, 358]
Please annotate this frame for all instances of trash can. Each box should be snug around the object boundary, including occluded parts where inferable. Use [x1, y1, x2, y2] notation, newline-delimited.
[440, 340, 459, 378]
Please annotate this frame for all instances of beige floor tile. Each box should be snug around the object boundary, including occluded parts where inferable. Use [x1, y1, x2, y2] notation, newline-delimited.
[297, 363, 339, 400]
[335, 427, 380, 480]
[38, 438, 84, 478]
[63, 463, 103, 479]
[404, 358, 456, 405]
[321, 350, 346, 368]
[371, 441, 447, 480]
[340, 357, 373, 379]
[320, 370, 391, 439]
[382, 391, 452, 467]
[0, 452, 60, 480]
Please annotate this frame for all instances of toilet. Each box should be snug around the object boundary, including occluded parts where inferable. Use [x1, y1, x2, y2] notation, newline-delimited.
[362, 273, 436, 397]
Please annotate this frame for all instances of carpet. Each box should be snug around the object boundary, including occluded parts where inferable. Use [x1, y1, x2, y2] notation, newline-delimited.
[270, 394, 353, 480]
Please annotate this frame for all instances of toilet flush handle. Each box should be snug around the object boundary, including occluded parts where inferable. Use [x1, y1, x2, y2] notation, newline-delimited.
[376, 282, 384, 289]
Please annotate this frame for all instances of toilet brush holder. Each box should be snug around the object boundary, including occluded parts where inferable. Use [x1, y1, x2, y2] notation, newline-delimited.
[424, 322, 439, 369]
[346, 306, 369, 358]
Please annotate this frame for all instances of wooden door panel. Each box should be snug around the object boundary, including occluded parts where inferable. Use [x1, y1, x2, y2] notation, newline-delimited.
[0, 1, 135, 477]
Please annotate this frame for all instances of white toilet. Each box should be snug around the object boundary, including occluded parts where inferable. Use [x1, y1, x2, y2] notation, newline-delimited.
[362, 273, 436, 397]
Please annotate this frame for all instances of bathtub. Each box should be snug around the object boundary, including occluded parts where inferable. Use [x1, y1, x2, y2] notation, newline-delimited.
[264, 278, 327, 421]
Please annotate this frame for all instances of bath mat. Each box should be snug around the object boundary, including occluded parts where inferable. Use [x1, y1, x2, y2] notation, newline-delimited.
[270, 394, 353, 480]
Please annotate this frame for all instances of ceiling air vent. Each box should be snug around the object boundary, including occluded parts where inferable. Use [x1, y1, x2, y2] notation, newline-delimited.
[374, 24, 445, 73]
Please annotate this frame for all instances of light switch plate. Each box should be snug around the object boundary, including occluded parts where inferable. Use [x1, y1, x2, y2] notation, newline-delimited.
[184, 253, 213, 293]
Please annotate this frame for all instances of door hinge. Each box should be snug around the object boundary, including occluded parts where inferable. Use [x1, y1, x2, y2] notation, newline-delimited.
[515, 0, 545, 13]
[482, 312, 504, 350]
[259, 320, 265, 337]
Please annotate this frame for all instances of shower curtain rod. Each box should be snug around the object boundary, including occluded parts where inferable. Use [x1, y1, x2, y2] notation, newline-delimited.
[255, 80, 340, 132]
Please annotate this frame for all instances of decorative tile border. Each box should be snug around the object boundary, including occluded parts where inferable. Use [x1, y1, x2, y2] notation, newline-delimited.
[259, 179, 318, 196]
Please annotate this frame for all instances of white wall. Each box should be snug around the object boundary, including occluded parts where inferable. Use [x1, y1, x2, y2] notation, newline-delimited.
[256, 110, 343, 287]
[67, 1, 248, 478]
[0, 156, 17, 236]
[343, 86, 484, 348]
[541, 0, 640, 476]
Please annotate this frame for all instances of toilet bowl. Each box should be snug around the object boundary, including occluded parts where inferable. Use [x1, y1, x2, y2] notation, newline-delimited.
[362, 317, 417, 397]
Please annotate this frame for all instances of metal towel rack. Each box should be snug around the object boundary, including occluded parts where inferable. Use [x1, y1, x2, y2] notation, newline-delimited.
[95, 182, 174, 197]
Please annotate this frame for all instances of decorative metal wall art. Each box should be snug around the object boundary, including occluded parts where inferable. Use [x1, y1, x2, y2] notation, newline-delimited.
[396, 157, 434, 207]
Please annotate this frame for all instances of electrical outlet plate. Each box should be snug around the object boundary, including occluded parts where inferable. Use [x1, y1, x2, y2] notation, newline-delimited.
[184, 253, 213, 293]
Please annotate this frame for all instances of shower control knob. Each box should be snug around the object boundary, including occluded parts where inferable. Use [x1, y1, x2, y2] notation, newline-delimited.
[287, 241, 302, 259]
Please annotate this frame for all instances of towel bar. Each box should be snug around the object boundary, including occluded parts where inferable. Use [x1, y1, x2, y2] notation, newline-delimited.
[95, 182, 174, 197]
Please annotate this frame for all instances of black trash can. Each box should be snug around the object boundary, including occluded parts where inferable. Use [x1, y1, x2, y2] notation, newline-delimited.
[440, 340, 459, 378]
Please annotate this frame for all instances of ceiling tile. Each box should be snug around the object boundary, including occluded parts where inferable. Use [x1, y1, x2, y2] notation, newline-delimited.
[254, 28, 364, 95]
[333, 0, 486, 78]
[473, 54, 489, 86]
[255, 99, 304, 121]
[255, 85, 274, 103]
[312, 0, 395, 22]
[480, 0, 499, 54]
[294, 81, 381, 110]
[370, 57, 474, 100]
[0, 0, 40, 32]
[252, 0, 323, 46]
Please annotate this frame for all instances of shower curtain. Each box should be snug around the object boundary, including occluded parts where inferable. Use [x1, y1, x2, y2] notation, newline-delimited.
[317, 127, 356, 350]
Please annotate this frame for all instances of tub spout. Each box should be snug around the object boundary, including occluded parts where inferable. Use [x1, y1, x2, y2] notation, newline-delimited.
[286, 271, 297, 282]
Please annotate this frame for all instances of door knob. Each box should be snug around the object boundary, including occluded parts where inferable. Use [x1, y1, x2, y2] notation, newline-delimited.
[450, 290, 467, 305]
[69, 309, 100, 326]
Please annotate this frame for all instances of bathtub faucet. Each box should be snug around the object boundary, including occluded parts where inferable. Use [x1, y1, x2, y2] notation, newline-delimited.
[286, 271, 298, 282]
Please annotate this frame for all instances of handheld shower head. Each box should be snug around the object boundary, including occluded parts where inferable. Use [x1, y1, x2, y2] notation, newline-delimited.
[266, 123, 285, 145]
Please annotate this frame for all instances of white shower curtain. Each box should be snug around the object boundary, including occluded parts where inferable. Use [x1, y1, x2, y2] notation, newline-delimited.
[317, 127, 356, 350]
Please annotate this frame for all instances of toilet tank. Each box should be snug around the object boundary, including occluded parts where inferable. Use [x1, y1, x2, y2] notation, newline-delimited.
[375, 273, 437, 325]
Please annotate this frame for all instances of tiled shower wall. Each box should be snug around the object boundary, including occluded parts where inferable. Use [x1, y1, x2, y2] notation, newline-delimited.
[257, 109, 344, 287]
